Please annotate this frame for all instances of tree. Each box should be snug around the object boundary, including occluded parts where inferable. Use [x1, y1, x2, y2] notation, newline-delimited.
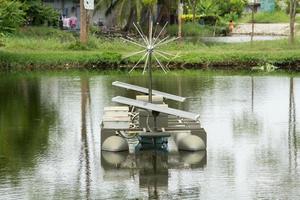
[20, 0, 59, 26]
[186, 0, 199, 23]
[0, 0, 26, 33]
[289, 0, 297, 44]
[197, 0, 221, 36]
[95, 0, 144, 30]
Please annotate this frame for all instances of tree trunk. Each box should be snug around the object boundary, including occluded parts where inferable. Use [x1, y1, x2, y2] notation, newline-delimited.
[251, 8, 254, 43]
[80, 0, 88, 44]
[289, 0, 297, 44]
[192, 0, 196, 23]
[178, 1, 183, 38]
[123, 9, 136, 32]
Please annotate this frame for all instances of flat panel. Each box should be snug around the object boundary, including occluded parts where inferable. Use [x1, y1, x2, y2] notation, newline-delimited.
[112, 96, 200, 121]
[112, 81, 186, 102]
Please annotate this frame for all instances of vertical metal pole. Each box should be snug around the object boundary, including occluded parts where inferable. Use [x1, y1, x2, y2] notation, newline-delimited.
[148, 53, 153, 103]
[148, 10, 153, 103]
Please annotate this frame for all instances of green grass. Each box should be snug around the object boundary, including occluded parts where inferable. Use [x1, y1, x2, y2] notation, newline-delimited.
[239, 11, 290, 23]
[1, 26, 300, 71]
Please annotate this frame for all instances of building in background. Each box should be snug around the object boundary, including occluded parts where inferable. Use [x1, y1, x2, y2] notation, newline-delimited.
[246, 0, 276, 12]
[259, 0, 275, 12]
[43, 0, 106, 29]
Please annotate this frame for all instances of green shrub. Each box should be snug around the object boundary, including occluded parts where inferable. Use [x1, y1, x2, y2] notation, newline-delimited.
[194, 0, 245, 18]
[24, 0, 59, 26]
[68, 39, 98, 51]
[0, 0, 26, 33]
[181, 14, 202, 22]
[216, 0, 245, 17]
[167, 23, 227, 37]
[68, 41, 89, 50]
[17, 27, 76, 42]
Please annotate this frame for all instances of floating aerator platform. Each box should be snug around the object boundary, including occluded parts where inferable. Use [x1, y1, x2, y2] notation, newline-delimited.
[101, 81, 207, 152]
[100, 12, 207, 152]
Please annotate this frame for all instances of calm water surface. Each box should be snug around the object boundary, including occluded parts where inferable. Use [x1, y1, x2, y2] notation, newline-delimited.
[0, 72, 299, 199]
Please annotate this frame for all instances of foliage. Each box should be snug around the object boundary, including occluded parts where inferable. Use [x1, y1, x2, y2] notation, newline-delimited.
[68, 39, 98, 50]
[17, 26, 76, 40]
[167, 22, 226, 37]
[187, 0, 245, 31]
[142, 0, 157, 6]
[181, 14, 202, 22]
[275, 0, 288, 11]
[194, 0, 245, 18]
[95, 0, 144, 28]
[22, 0, 59, 26]
[0, 0, 26, 33]
[197, 0, 221, 17]
[215, 0, 246, 17]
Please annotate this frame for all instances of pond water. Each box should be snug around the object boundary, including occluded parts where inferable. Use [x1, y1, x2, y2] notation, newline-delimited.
[0, 72, 299, 199]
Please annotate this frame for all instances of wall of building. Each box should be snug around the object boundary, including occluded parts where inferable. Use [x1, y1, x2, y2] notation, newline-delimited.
[259, 0, 276, 12]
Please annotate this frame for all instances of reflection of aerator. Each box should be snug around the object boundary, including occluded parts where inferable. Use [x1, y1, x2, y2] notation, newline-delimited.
[101, 150, 207, 198]
[100, 14, 207, 153]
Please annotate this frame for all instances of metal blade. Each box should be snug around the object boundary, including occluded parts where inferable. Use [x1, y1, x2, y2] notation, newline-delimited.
[154, 51, 170, 60]
[153, 22, 168, 45]
[155, 37, 180, 48]
[153, 53, 167, 73]
[154, 36, 170, 47]
[129, 52, 148, 73]
[142, 53, 150, 75]
[156, 50, 177, 58]
[123, 49, 146, 59]
[133, 23, 149, 46]
[121, 37, 145, 49]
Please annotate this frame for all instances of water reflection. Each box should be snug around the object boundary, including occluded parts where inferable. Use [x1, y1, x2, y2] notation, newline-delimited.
[0, 73, 300, 199]
[0, 76, 55, 179]
[78, 77, 91, 200]
[288, 77, 298, 171]
[101, 150, 206, 199]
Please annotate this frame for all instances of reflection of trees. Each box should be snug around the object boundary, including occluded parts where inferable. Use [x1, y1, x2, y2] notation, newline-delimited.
[0, 77, 55, 178]
[232, 76, 262, 137]
[251, 76, 254, 112]
[75, 77, 92, 200]
[288, 77, 297, 171]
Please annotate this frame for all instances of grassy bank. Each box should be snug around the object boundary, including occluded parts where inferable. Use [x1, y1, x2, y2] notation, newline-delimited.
[238, 11, 297, 23]
[1, 27, 300, 71]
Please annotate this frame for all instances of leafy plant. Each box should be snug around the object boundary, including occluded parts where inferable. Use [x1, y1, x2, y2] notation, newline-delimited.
[21, 0, 59, 26]
[167, 22, 217, 37]
[181, 14, 202, 22]
[0, 0, 26, 33]
[95, 0, 144, 30]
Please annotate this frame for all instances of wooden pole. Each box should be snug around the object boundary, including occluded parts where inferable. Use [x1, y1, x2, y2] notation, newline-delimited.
[289, 0, 297, 44]
[251, 6, 254, 43]
[80, 0, 88, 44]
[178, 1, 183, 38]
